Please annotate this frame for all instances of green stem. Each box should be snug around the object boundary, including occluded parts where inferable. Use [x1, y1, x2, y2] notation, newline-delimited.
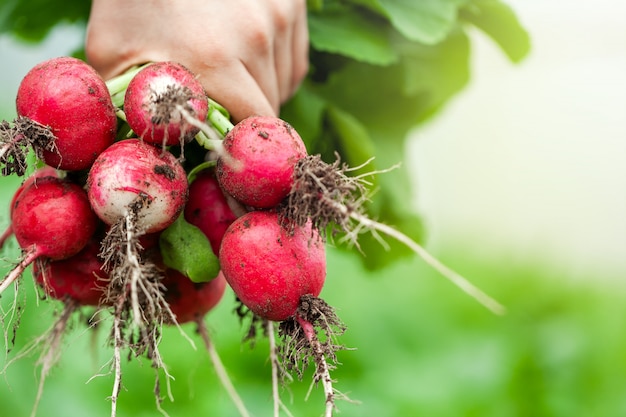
[105, 64, 148, 97]
[208, 97, 230, 118]
[187, 160, 216, 183]
[115, 108, 127, 122]
[110, 91, 126, 109]
[208, 101, 234, 137]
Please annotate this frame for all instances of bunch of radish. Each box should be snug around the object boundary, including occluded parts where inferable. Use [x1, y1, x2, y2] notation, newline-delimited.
[0, 56, 342, 417]
[0, 56, 504, 417]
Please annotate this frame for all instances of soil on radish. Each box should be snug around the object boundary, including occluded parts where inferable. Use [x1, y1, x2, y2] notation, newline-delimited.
[0, 117, 55, 176]
[280, 154, 369, 237]
[149, 84, 198, 126]
[278, 295, 346, 381]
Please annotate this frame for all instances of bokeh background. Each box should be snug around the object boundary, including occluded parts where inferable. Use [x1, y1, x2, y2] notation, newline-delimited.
[1, 1, 625, 416]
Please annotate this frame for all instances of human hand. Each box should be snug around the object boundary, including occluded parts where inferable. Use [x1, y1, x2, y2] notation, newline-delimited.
[85, 0, 309, 122]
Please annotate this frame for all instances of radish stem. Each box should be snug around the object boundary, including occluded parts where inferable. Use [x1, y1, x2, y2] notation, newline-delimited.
[105, 65, 146, 99]
[294, 314, 336, 417]
[196, 318, 251, 417]
[267, 321, 281, 417]
[0, 225, 13, 250]
[0, 246, 40, 294]
[207, 103, 234, 137]
[347, 210, 506, 315]
[30, 301, 76, 417]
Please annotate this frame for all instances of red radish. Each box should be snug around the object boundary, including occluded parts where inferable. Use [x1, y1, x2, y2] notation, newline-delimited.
[33, 237, 107, 306]
[86, 139, 188, 234]
[0, 166, 58, 250]
[162, 269, 226, 324]
[0, 176, 98, 294]
[14, 56, 117, 171]
[184, 169, 238, 253]
[219, 210, 326, 321]
[216, 116, 307, 208]
[124, 61, 208, 147]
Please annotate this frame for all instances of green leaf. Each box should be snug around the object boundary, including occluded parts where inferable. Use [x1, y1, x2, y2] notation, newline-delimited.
[348, 0, 467, 44]
[159, 215, 220, 283]
[461, 0, 531, 63]
[306, 0, 324, 12]
[0, 0, 90, 42]
[325, 105, 378, 179]
[280, 81, 327, 150]
[399, 27, 471, 116]
[355, 196, 426, 270]
[353, 129, 426, 270]
[312, 28, 470, 135]
[308, 7, 398, 65]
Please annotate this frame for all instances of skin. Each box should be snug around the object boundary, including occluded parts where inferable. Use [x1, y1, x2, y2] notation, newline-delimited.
[86, 0, 309, 122]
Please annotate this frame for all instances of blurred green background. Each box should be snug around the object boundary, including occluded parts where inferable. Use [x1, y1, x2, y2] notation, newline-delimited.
[1, 0, 626, 416]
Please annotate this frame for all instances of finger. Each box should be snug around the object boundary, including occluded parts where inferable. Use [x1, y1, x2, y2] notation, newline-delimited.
[85, 0, 153, 79]
[269, 0, 296, 104]
[197, 63, 277, 122]
[239, 17, 282, 115]
[289, 0, 310, 97]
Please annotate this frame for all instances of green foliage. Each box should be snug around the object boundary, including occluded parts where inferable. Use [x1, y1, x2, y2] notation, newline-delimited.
[159, 214, 220, 283]
[308, 7, 398, 66]
[282, 0, 529, 268]
[460, 0, 531, 62]
[348, 0, 466, 44]
[0, 0, 530, 270]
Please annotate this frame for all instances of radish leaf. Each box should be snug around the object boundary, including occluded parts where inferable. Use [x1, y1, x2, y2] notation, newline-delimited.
[159, 215, 220, 283]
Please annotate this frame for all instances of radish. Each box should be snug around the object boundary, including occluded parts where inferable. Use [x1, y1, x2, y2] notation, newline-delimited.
[219, 210, 326, 322]
[162, 269, 226, 324]
[33, 237, 107, 306]
[0, 176, 98, 294]
[216, 116, 307, 208]
[87, 139, 190, 417]
[8, 56, 116, 171]
[283, 153, 507, 315]
[86, 138, 188, 234]
[0, 166, 58, 250]
[123, 61, 208, 147]
[184, 169, 238, 253]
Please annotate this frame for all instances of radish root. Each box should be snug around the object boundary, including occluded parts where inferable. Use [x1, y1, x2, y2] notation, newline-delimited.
[0, 299, 77, 417]
[0, 117, 57, 177]
[267, 320, 296, 417]
[30, 301, 76, 417]
[281, 154, 506, 315]
[278, 295, 348, 417]
[196, 318, 251, 417]
[99, 195, 191, 416]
